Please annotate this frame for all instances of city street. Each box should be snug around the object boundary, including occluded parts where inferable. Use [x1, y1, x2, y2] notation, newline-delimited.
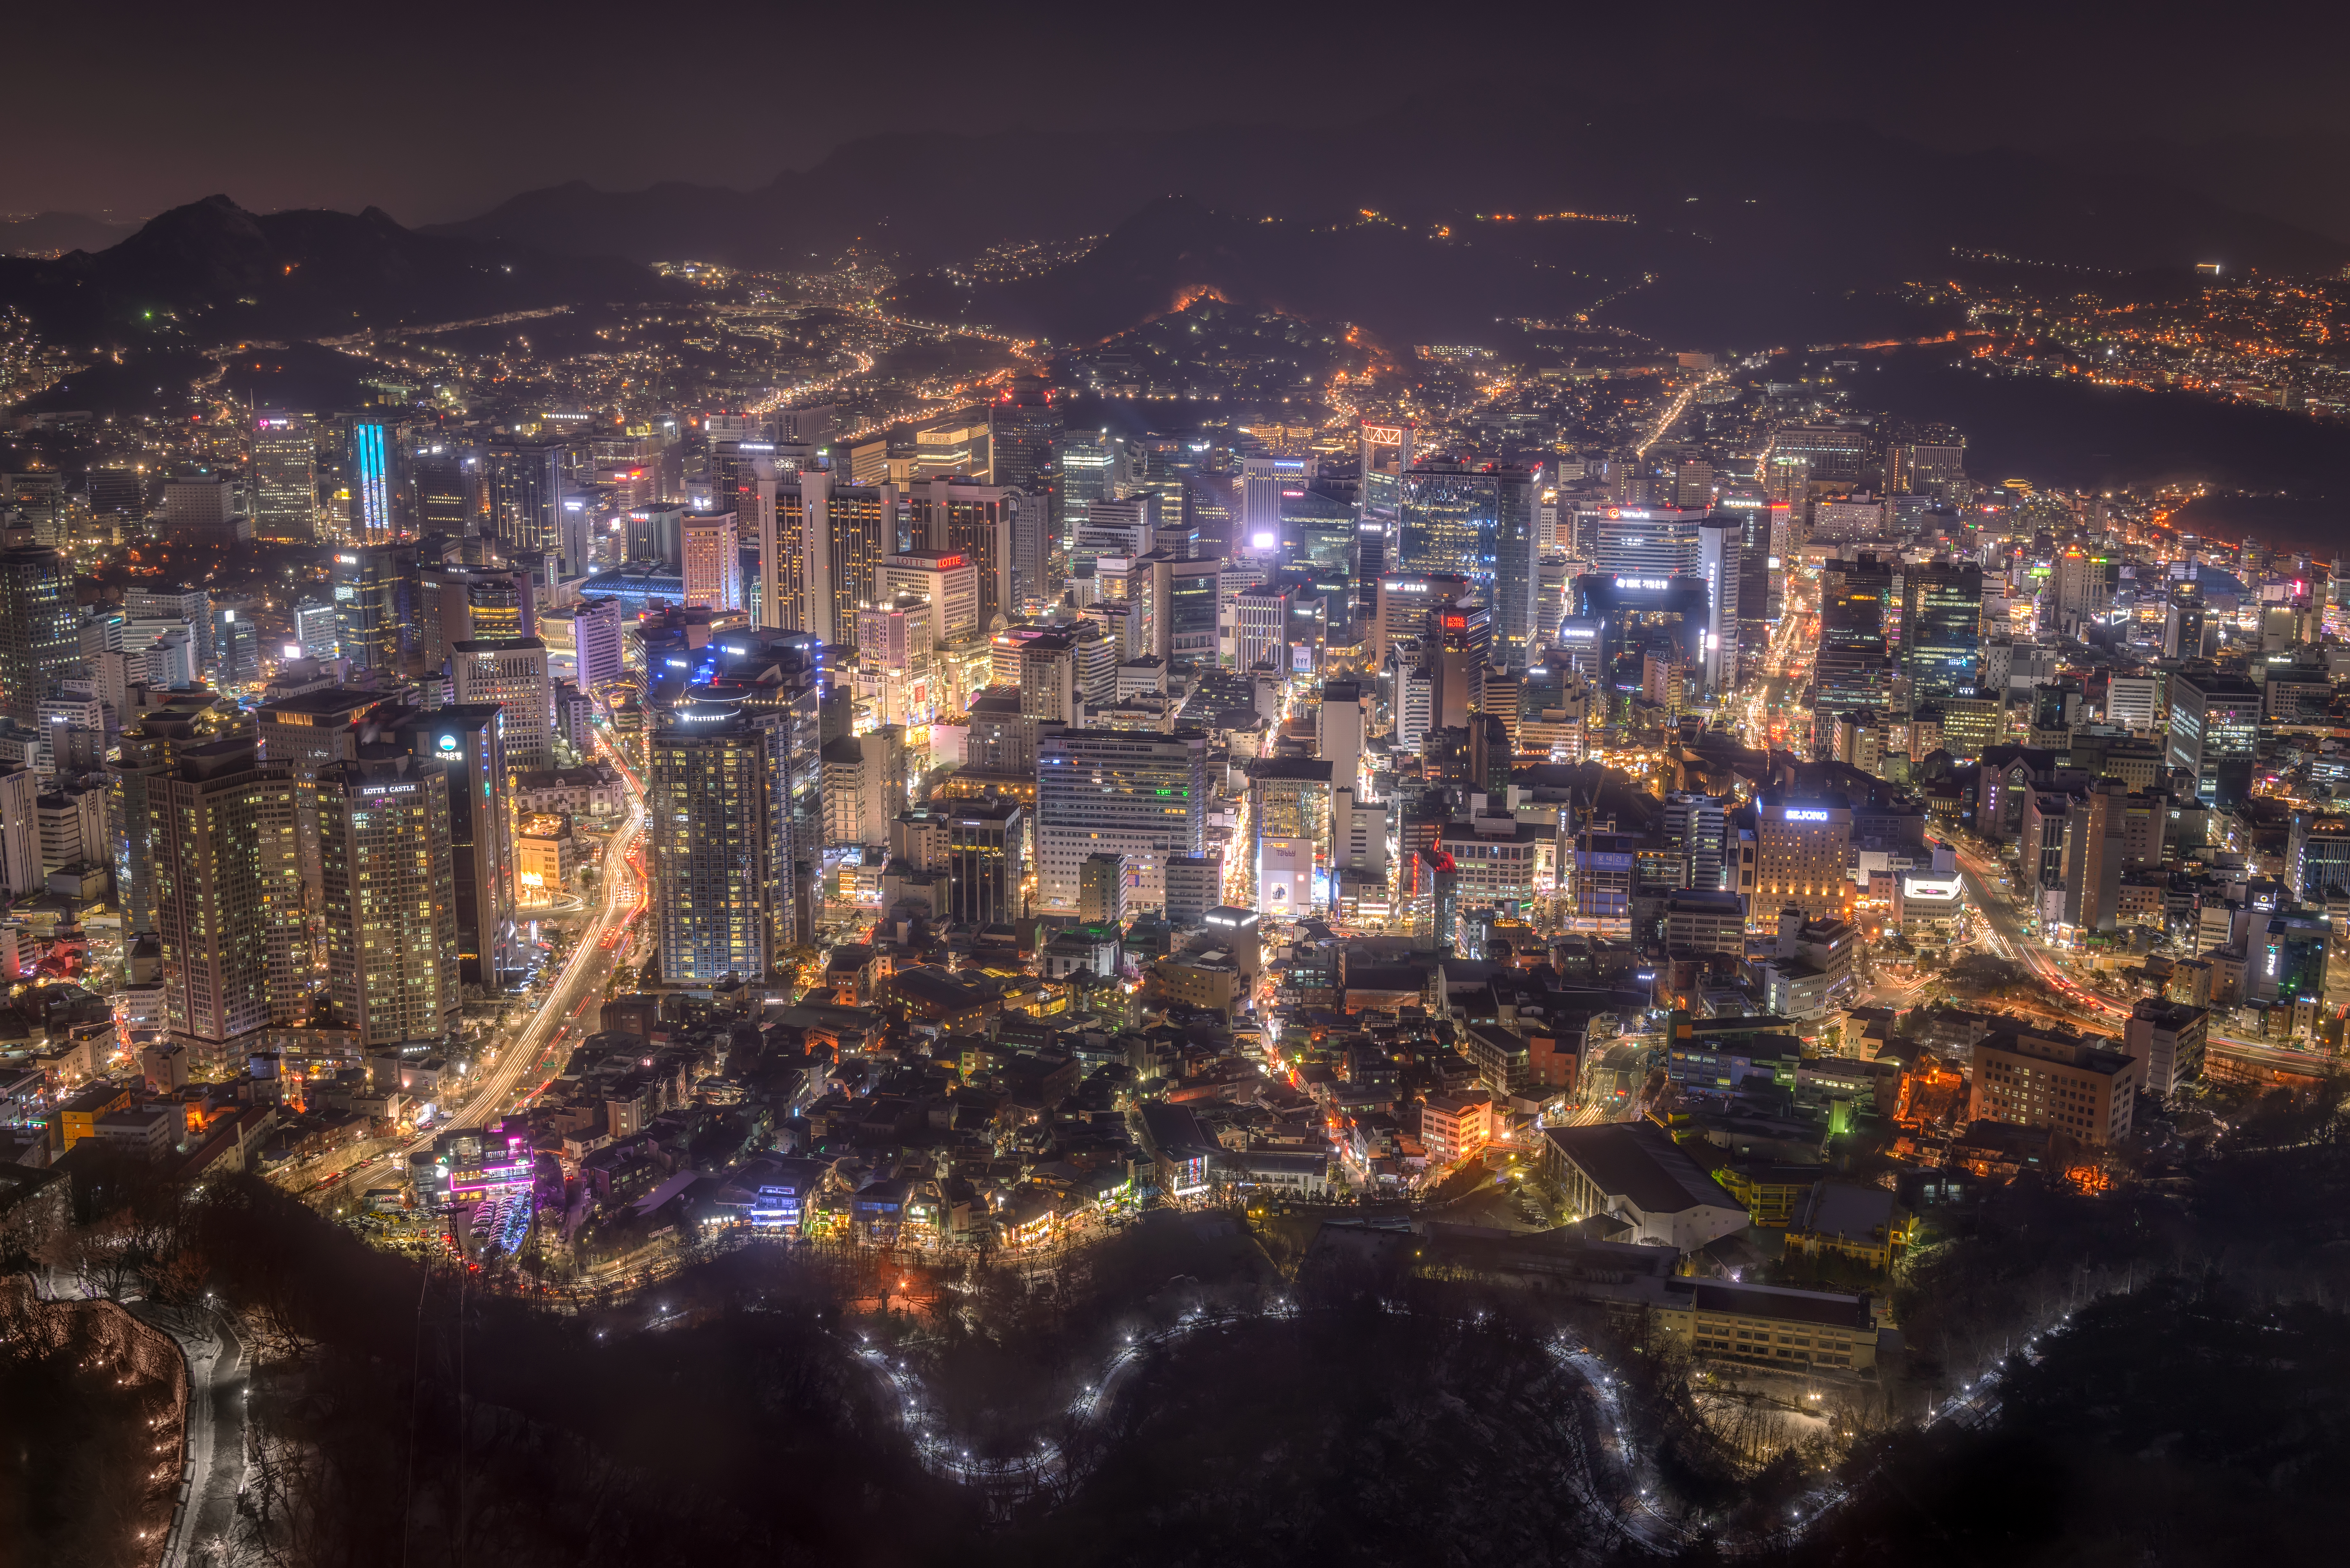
[1956, 842, 2341, 1078]
[308, 731, 647, 1207]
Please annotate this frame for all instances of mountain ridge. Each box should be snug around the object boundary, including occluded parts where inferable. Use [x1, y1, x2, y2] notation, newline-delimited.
[424, 110, 2350, 351]
[0, 193, 675, 347]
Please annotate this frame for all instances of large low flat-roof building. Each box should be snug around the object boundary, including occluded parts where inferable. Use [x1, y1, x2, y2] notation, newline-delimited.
[1540, 1120, 1749, 1253]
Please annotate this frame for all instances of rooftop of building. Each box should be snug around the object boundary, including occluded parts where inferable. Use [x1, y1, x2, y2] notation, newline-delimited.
[1543, 1120, 1744, 1217]
[1792, 1182, 1898, 1244]
[1687, 1280, 1875, 1329]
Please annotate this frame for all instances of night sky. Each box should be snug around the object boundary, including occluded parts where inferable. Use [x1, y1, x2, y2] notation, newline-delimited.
[8, 1, 2350, 232]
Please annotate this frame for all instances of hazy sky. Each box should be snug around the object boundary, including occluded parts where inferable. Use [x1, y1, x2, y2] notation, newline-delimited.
[8, 0, 2350, 227]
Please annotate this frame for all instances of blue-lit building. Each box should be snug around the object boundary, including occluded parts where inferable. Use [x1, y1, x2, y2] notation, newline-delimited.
[579, 565, 689, 617]
[348, 416, 399, 544]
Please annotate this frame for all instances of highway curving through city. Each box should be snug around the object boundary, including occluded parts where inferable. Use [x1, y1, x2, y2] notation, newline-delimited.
[1954, 842, 2340, 1079]
[442, 732, 648, 1133]
[306, 732, 647, 1206]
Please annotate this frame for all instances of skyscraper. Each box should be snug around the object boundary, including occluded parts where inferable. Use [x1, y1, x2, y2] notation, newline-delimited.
[681, 510, 743, 612]
[913, 479, 1021, 632]
[1398, 463, 1539, 665]
[1902, 561, 1984, 706]
[878, 549, 981, 649]
[651, 702, 775, 983]
[450, 638, 553, 769]
[152, 738, 302, 1067]
[482, 437, 578, 559]
[1239, 455, 1314, 547]
[1695, 518, 1742, 696]
[292, 598, 338, 659]
[2166, 665, 2260, 806]
[758, 470, 898, 646]
[254, 686, 378, 912]
[946, 798, 1025, 926]
[396, 704, 514, 987]
[1055, 429, 1117, 550]
[348, 415, 403, 544]
[409, 443, 474, 534]
[331, 542, 414, 675]
[249, 413, 317, 542]
[988, 377, 1061, 494]
[571, 596, 626, 692]
[106, 702, 214, 936]
[1358, 420, 1415, 536]
[1036, 729, 1208, 915]
[989, 379, 1061, 609]
[0, 548, 78, 723]
[1813, 553, 1899, 742]
[317, 751, 461, 1049]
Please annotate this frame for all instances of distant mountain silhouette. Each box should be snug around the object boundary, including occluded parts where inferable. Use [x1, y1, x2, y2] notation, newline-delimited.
[0, 195, 673, 345]
[430, 108, 2350, 351]
[0, 210, 140, 258]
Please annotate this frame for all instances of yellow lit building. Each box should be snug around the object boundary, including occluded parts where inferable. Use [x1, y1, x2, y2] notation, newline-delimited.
[517, 813, 571, 904]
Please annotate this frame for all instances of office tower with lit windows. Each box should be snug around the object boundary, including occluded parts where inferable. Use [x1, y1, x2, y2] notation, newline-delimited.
[1235, 585, 1297, 675]
[409, 443, 473, 533]
[2051, 545, 2115, 637]
[249, 413, 317, 542]
[1358, 420, 1415, 532]
[1767, 425, 1873, 490]
[451, 637, 553, 769]
[753, 469, 896, 646]
[750, 674, 826, 955]
[913, 415, 991, 481]
[947, 798, 1025, 926]
[571, 596, 626, 692]
[483, 437, 578, 559]
[1169, 557, 1223, 666]
[1035, 728, 1208, 915]
[0, 548, 78, 723]
[420, 565, 534, 670]
[1055, 429, 1117, 546]
[681, 509, 743, 612]
[1239, 455, 1315, 548]
[292, 598, 338, 659]
[1247, 756, 1334, 917]
[1889, 425, 1967, 507]
[651, 702, 775, 982]
[912, 479, 1020, 631]
[1398, 463, 1539, 665]
[2163, 584, 2211, 660]
[391, 704, 513, 987]
[1755, 794, 1855, 920]
[990, 377, 1060, 494]
[317, 751, 462, 1048]
[1812, 553, 1899, 741]
[745, 459, 798, 632]
[152, 738, 303, 1067]
[1695, 517, 1742, 695]
[2166, 664, 2260, 806]
[878, 549, 981, 649]
[331, 542, 414, 675]
[107, 704, 213, 936]
[255, 686, 377, 909]
[1902, 560, 1984, 707]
